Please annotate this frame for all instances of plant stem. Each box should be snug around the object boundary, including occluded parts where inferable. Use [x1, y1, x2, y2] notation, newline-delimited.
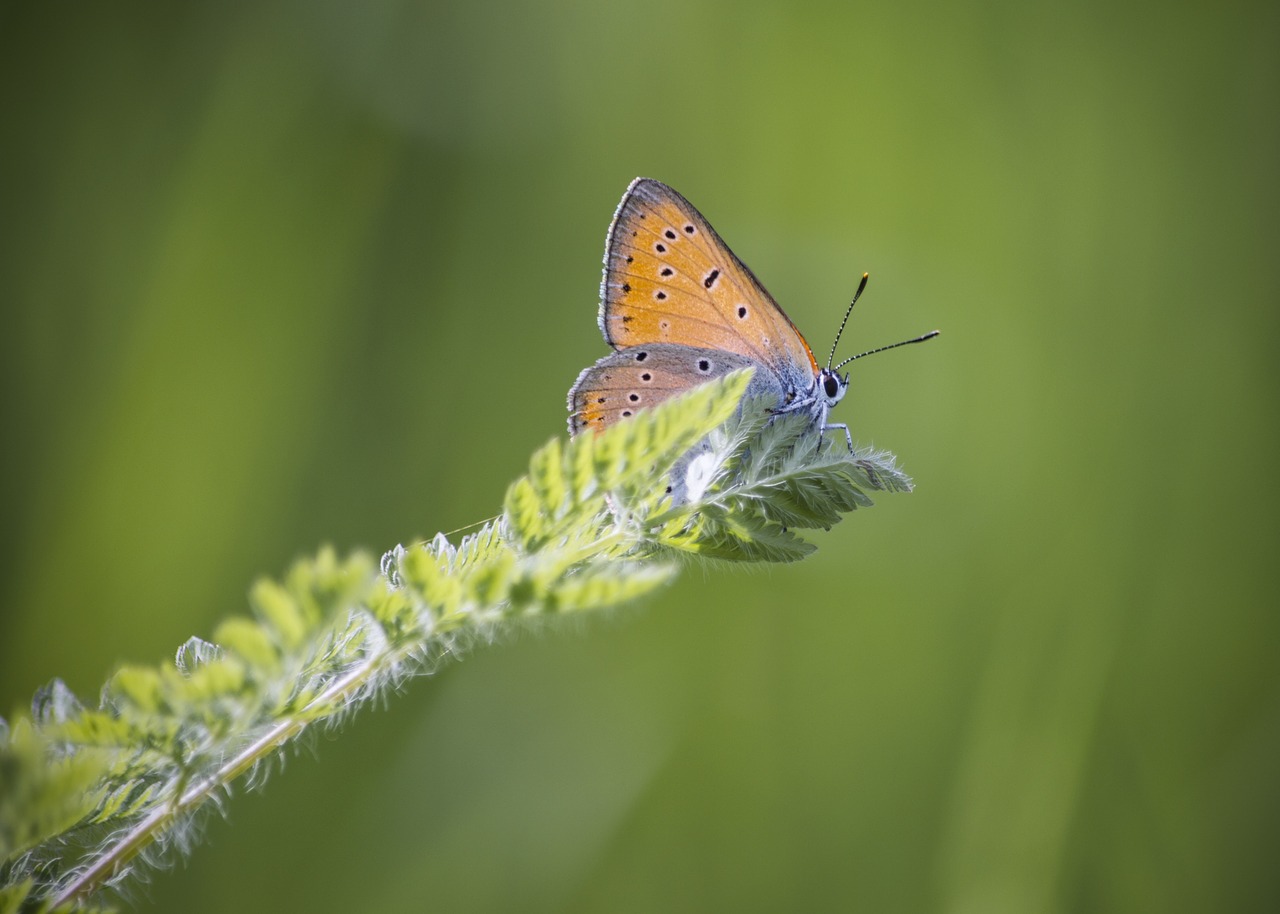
[51, 628, 409, 907]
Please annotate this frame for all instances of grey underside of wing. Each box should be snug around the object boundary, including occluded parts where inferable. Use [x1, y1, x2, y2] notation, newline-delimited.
[568, 344, 787, 410]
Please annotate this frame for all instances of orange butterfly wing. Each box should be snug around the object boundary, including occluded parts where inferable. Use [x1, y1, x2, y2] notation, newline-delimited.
[599, 178, 820, 385]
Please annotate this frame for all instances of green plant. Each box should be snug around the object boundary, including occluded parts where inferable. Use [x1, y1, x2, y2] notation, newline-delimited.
[0, 370, 913, 913]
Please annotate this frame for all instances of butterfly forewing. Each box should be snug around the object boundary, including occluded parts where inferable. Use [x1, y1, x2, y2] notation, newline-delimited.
[601, 179, 820, 384]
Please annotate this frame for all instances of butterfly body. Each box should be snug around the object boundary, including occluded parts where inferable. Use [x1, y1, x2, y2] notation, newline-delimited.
[569, 177, 851, 445]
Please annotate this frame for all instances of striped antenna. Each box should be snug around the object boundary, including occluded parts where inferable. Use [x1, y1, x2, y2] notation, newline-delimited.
[825, 272, 870, 370]
[833, 330, 940, 370]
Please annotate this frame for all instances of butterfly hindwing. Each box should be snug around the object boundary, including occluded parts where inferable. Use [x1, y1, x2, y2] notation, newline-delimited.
[567, 344, 770, 434]
[600, 178, 819, 391]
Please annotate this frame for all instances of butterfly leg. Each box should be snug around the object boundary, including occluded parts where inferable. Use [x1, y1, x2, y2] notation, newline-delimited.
[768, 393, 817, 417]
[824, 422, 855, 453]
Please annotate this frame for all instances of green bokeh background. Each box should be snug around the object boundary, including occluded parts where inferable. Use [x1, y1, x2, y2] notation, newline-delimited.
[3, 1, 1277, 911]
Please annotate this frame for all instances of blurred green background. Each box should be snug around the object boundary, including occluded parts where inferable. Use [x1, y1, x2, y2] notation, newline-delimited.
[2, 0, 1277, 911]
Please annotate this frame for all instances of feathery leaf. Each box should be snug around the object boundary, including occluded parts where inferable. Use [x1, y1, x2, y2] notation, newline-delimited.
[1, 368, 919, 911]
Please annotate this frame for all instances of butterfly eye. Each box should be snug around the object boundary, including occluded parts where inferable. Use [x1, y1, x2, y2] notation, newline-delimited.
[822, 371, 846, 404]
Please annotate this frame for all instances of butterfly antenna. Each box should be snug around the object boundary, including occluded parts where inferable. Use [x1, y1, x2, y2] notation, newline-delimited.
[826, 272, 870, 370]
[833, 330, 940, 370]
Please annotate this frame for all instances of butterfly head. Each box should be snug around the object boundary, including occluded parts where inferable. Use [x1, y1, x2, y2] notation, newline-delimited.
[818, 367, 848, 408]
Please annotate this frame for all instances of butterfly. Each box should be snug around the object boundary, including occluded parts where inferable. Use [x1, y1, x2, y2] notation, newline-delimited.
[567, 177, 936, 450]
